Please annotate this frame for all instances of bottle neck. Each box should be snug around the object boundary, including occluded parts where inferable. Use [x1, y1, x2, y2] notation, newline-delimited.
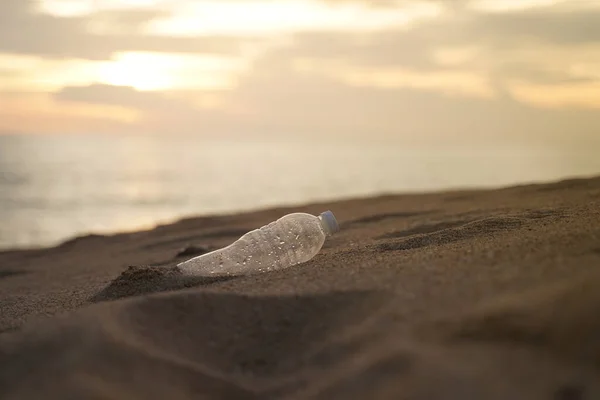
[318, 211, 339, 236]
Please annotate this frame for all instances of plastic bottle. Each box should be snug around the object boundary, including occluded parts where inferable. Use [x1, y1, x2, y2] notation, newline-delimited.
[177, 211, 339, 277]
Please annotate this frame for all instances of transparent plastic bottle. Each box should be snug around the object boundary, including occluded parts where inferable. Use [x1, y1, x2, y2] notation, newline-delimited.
[177, 211, 339, 277]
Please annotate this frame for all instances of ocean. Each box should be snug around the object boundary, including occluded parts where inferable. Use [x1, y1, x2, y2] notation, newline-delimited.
[1, 133, 598, 250]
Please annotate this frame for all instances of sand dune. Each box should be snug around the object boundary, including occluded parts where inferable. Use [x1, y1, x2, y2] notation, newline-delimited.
[1, 177, 599, 399]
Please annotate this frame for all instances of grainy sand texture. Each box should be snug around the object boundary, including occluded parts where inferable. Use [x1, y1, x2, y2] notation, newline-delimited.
[1, 176, 600, 399]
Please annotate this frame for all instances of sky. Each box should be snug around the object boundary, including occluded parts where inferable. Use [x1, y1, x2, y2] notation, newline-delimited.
[1, 0, 599, 149]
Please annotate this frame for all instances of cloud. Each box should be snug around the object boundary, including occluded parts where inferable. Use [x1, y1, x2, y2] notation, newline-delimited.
[303, 1, 600, 53]
[276, 2, 600, 92]
[461, 7, 600, 46]
[83, 9, 173, 35]
[0, 0, 250, 60]
[4, 0, 600, 146]
[50, 67, 599, 151]
[0, 91, 141, 135]
[51, 84, 240, 135]
[280, 30, 435, 70]
[225, 50, 599, 142]
[54, 84, 178, 109]
[2, 0, 599, 66]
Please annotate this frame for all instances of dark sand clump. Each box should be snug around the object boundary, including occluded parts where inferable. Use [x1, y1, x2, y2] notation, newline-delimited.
[90, 265, 235, 303]
[1, 176, 600, 399]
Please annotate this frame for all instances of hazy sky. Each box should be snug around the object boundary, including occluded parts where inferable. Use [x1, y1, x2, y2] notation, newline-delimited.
[1, 0, 599, 148]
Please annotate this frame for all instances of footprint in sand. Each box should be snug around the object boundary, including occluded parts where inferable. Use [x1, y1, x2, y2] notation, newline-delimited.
[376, 208, 565, 252]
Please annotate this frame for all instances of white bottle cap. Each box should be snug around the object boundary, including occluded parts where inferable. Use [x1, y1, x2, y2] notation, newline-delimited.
[319, 210, 339, 236]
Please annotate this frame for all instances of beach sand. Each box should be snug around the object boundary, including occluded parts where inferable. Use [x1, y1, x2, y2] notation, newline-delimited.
[1, 176, 599, 399]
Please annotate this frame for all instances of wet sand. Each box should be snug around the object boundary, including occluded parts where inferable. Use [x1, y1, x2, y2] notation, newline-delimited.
[1, 176, 599, 399]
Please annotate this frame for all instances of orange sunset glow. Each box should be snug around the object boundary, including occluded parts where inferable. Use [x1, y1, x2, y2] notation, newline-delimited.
[1, 0, 599, 147]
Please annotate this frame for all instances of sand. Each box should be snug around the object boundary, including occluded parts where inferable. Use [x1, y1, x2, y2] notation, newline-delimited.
[1, 176, 599, 399]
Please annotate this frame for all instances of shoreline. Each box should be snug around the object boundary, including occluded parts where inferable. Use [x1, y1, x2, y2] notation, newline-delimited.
[3, 174, 597, 254]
